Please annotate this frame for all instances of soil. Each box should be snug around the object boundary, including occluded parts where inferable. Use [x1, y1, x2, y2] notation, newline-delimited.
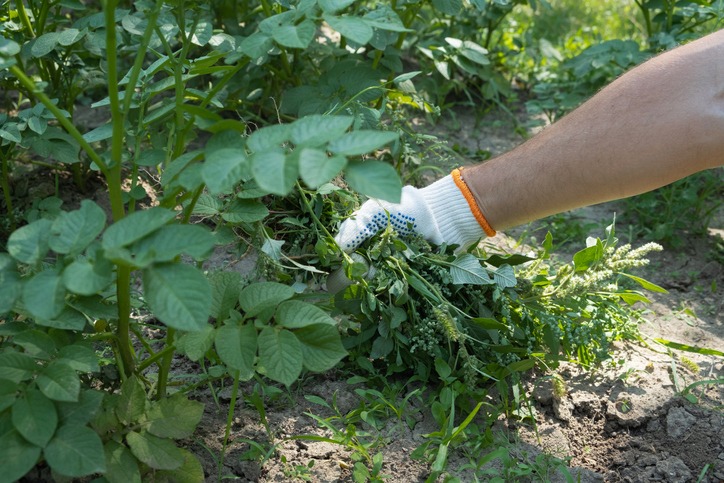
[182, 108, 723, 482]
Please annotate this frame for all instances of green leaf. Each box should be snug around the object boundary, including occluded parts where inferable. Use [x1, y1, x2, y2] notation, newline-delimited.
[290, 115, 353, 147]
[23, 269, 66, 320]
[12, 329, 56, 360]
[57, 28, 83, 46]
[0, 123, 22, 143]
[37, 361, 80, 402]
[432, 0, 463, 15]
[0, 379, 18, 412]
[0, 426, 41, 482]
[132, 224, 215, 263]
[27, 116, 48, 135]
[324, 15, 373, 45]
[619, 273, 668, 293]
[0, 37, 21, 57]
[344, 160, 402, 203]
[257, 328, 302, 386]
[154, 448, 204, 483]
[31, 32, 60, 57]
[136, 148, 166, 167]
[26, 127, 80, 164]
[56, 389, 103, 425]
[214, 322, 257, 379]
[116, 376, 146, 426]
[209, 271, 242, 320]
[146, 394, 204, 439]
[0, 352, 38, 383]
[328, 130, 398, 156]
[275, 300, 336, 329]
[471, 317, 508, 330]
[104, 440, 142, 483]
[202, 147, 249, 195]
[247, 124, 290, 152]
[450, 254, 493, 285]
[251, 151, 298, 196]
[191, 194, 222, 216]
[294, 324, 347, 372]
[0, 255, 21, 312]
[82, 122, 113, 142]
[239, 282, 294, 316]
[238, 31, 274, 60]
[62, 256, 115, 296]
[654, 339, 724, 357]
[573, 239, 604, 272]
[160, 150, 203, 186]
[102, 207, 177, 249]
[36, 306, 87, 331]
[271, 19, 316, 49]
[49, 200, 107, 255]
[126, 430, 184, 470]
[143, 263, 211, 332]
[11, 388, 57, 447]
[7, 218, 52, 265]
[492, 264, 517, 289]
[57, 344, 100, 373]
[318, 0, 355, 12]
[220, 198, 269, 223]
[45, 424, 106, 477]
[298, 148, 346, 189]
[189, 18, 212, 46]
[617, 291, 652, 305]
[175, 325, 215, 362]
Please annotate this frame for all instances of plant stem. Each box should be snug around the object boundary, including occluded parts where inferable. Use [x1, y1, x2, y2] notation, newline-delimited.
[122, 0, 164, 115]
[15, 0, 36, 37]
[0, 151, 16, 232]
[104, 0, 138, 377]
[156, 328, 176, 398]
[220, 370, 241, 473]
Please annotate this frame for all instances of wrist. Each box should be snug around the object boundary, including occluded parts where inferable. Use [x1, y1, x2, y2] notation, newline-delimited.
[420, 171, 494, 248]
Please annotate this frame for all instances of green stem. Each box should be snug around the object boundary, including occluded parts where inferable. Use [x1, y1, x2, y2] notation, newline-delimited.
[122, 0, 164, 115]
[177, 59, 249, 144]
[136, 344, 175, 372]
[15, 0, 36, 37]
[156, 328, 176, 398]
[182, 185, 204, 223]
[296, 183, 354, 265]
[104, 0, 137, 377]
[0, 150, 16, 232]
[36, 0, 51, 35]
[220, 370, 241, 473]
[115, 266, 135, 376]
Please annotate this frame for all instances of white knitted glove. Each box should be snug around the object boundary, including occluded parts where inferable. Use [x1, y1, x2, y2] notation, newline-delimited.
[335, 169, 495, 252]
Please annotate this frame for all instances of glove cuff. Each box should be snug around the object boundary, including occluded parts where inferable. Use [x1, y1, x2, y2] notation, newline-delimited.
[420, 172, 494, 249]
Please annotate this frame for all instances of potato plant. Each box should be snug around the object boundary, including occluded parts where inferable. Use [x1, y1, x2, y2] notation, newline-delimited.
[0, 0, 702, 481]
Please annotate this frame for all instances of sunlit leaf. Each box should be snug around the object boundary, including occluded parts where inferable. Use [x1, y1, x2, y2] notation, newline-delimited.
[143, 263, 211, 332]
[215, 322, 257, 379]
[257, 327, 302, 386]
[345, 160, 401, 203]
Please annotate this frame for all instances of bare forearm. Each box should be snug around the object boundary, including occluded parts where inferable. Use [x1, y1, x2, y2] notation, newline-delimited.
[463, 29, 724, 231]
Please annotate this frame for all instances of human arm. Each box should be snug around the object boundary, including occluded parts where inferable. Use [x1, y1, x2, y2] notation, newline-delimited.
[336, 29, 724, 250]
[462, 28, 724, 231]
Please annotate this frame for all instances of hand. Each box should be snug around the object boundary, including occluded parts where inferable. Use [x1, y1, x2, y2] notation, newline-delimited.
[335, 169, 495, 252]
